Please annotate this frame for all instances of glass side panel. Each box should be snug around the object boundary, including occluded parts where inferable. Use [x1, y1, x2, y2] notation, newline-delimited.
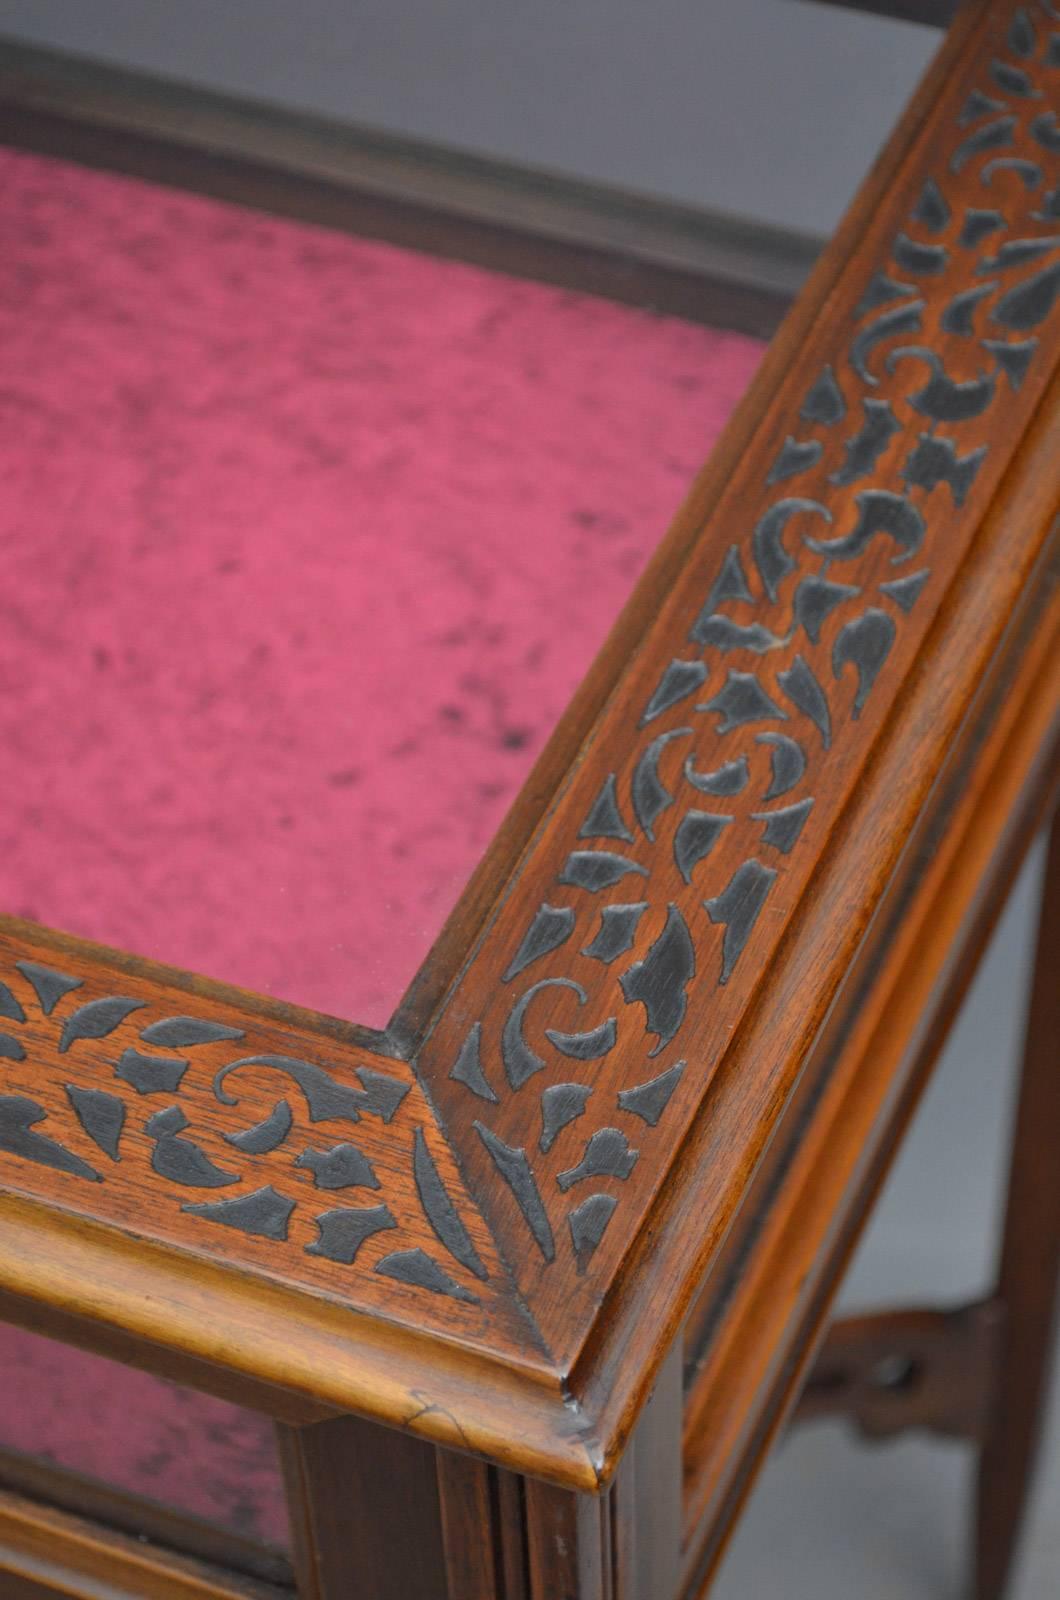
[713, 842, 1050, 1599]
[0, 145, 764, 1029]
[0, 1322, 289, 1548]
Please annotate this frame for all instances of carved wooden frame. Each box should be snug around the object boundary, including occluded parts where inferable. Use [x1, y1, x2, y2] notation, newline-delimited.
[0, 1, 1059, 1594]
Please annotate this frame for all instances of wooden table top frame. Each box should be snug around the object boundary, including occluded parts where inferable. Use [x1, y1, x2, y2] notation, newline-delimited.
[0, 2, 1059, 1597]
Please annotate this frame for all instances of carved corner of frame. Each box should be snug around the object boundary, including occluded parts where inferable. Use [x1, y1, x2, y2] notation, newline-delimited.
[419, 2, 1060, 1334]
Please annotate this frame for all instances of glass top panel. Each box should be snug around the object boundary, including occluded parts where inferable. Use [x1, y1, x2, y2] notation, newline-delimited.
[0, 1322, 289, 1551]
[0, 146, 763, 1029]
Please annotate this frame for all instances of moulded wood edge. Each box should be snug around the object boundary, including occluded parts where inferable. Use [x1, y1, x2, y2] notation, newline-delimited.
[0, 1190, 612, 1494]
[0, 911, 400, 1061]
[559, 409, 1060, 1490]
[0, 0, 1049, 1502]
[680, 642, 1060, 1588]
[0, 394, 1052, 1501]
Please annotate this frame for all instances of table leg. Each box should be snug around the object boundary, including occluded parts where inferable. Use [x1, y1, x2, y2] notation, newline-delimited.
[975, 807, 1060, 1600]
[277, 1412, 447, 1600]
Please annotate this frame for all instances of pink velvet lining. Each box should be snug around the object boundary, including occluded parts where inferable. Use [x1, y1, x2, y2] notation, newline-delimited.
[0, 146, 763, 1539]
[0, 1322, 289, 1546]
[0, 146, 763, 1028]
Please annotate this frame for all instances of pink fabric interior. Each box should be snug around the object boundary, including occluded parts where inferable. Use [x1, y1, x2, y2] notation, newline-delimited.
[0, 145, 763, 1539]
[0, 146, 762, 1029]
[0, 1322, 289, 1547]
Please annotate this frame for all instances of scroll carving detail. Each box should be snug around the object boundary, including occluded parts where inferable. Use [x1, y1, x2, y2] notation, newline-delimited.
[0, 957, 492, 1309]
[430, 4, 1060, 1287]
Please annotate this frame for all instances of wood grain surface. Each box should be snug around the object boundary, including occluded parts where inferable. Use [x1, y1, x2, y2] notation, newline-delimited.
[420, 0, 1060, 1358]
[0, 0, 1056, 1499]
[0, 923, 529, 1353]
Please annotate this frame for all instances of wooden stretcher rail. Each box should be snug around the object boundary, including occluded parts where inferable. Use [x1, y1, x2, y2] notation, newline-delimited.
[0, 0, 1056, 1498]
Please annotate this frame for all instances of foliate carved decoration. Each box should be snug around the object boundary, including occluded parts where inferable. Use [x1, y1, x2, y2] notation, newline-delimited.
[0, 4, 1055, 1353]
[0, 947, 510, 1323]
[424, 3, 1060, 1310]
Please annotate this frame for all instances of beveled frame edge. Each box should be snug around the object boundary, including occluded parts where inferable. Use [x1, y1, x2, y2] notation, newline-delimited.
[0, 1191, 604, 1490]
[676, 515, 1060, 1578]
[563, 396, 1060, 1490]
[389, 0, 980, 1054]
[0, 0, 967, 1104]
[0, 0, 1057, 1497]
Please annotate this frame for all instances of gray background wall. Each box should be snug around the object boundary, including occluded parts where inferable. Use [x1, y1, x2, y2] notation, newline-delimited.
[0, 4, 1054, 1594]
[0, 0, 939, 235]
[717, 840, 1058, 1600]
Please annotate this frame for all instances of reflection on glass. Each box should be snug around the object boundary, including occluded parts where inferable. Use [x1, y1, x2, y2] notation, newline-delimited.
[0, 145, 763, 1028]
[0, 1322, 288, 1549]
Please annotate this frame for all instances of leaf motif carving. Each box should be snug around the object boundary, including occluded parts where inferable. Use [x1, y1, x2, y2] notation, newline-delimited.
[502, 904, 576, 983]
[558, 850, 648, 892]
[146, 1106, 240, 1189]
[307, 1205, 396, 1264]
[65, 1085, 125, 1162]
[619, 907, 695, 1055]
[413, 1128, 489, 1281]
[705, 862, 779, 984]
[581, 904, 648, 964]
[557, 1128, 638, 1191]
[568, 1194, 618, 1272]
[540, 1083, 593, 1153]
[115, 1048, 190, 1096]
[833, 610, 897, 717]
[59, 998, 145, 1054]
[295, 1140, 378, 1190]
[15, 962, 81, 1016]
[0, 984, 26, 1023]
[475, 1123, 555, 1262]
[183, 1187, 295, 1240]
[0, 1095, 101, 1181]
[224, 1100, 293, 1154]
[213, 1055, 408, 1125]
[632, 728, 691, 840]
[141, 1017, 246, 1048]
[617, 1063, 686, 1127]
[502, 979, 586, 1090]
[375, 1248, 480, 1305]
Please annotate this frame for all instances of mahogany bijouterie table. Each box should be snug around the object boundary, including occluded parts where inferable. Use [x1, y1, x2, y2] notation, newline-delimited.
[0, 2, 1057, 1596]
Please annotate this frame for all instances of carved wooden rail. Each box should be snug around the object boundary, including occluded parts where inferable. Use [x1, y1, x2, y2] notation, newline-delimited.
[0, 2, 1058, 1596]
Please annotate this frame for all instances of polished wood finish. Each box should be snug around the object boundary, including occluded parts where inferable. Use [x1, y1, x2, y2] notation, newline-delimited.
[435, 1452, 512, 1600]
[0, 0, 1055, 1469]
[0, 1281, 330, 1428]
[976, 807, 1060, 1600]
[524, 1477, 610, 1600]
[278, 1413, 445, 1600]
[419, 0, 1060, 1366]
[682, 518, 1060, 1588]
[619, 1343, 683, 1600]
[0, 1, 1057, 1596]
